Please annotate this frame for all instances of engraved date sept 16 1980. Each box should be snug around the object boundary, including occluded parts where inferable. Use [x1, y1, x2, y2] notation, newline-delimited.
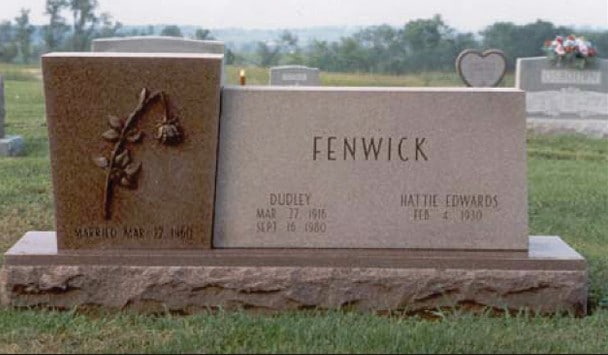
[255, 192, 328, 234]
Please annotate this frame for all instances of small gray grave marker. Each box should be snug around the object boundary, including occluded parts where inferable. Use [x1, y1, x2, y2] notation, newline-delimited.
[269, 65, 321, 86]
[456, 49, 507, 87]
[0, 75, 25, 156]
[0, 75, 4, 139]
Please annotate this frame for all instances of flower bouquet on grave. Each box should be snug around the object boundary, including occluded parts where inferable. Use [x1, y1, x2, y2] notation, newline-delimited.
[543, 35, 597, 69]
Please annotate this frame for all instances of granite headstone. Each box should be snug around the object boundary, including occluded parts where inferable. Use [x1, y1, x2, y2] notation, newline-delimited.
[269, 65, 321, 86]
[215, 87, 528, 250]
[0, 75, 25, 157]
[0, 75, 4, 139]
[42, 52, 223, 249]
[516, 57, 608, 119]
[92, 36, 224, 54]
[456, 49, 507, 87]
[92, 36, 226, 84]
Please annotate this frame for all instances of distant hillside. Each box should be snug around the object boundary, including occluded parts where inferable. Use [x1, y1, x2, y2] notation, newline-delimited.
[117, 25, 363, 51]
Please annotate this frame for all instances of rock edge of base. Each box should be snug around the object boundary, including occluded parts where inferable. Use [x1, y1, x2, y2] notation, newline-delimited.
[0, 232, 588, 315]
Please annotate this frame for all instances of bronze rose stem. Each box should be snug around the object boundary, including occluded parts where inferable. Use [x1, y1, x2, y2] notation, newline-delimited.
[101, 88, 162, 220]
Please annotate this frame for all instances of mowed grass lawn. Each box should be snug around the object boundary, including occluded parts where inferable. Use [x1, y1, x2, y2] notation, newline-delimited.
[0, 63, 607, 353]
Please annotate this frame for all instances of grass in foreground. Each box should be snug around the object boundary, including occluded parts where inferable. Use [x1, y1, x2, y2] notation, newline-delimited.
[0, 63, 606, 353]
[0, 309, 608, 353]
[224, 65, 515, 87]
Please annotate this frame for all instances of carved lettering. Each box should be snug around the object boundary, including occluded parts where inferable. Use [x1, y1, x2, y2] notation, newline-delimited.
[313, 136, 429, 162]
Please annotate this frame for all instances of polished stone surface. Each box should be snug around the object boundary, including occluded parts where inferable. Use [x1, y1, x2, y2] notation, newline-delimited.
[215, 87, 528, 250]
[42, 53, 222, 249]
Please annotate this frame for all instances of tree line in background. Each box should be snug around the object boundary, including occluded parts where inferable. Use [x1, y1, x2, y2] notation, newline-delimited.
[0, 0, 606, 73]
[0, 0, 214, 63]
[254, 15, 607, 73]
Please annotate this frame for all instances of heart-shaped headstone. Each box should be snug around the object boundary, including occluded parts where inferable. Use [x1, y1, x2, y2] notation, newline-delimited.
[456, 49, 507, 87]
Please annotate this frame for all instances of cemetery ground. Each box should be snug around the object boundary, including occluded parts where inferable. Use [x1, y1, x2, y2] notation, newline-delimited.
[0, 63, 606, 353]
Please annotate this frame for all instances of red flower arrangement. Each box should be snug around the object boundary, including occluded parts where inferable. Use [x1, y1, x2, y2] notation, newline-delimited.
[543, 35, 596, 69]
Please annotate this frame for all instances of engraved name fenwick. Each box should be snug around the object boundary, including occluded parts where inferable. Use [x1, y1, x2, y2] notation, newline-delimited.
[312, 136, 429, 161]
[93, 88, 184, 220]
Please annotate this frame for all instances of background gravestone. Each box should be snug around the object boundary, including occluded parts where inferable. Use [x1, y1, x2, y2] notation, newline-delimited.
[92, 36, 226, 84]
[269, 65, 321, 86]
[516, 57, 608, 119]
[456, 49, 507, 87]
[0, 75, 25, 157]
[92, 36, 224, 54]
[0, 75, 4, 139]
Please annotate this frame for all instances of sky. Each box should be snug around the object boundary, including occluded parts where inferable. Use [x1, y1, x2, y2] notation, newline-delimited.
[0, 0, 606, 32]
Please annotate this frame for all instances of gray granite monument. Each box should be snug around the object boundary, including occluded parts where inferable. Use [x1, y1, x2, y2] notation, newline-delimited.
[0, 75, 25, 157]
[216, 87, 528, 250]
[269, 65, 321, 86]
[516, 57, 608, 119]
[456, 49, 507, 87]
[92, 36, 224, 54]
[92, 36, 226, 84]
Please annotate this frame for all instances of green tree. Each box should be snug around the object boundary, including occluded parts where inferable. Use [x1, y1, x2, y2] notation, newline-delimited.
[194, 28, 214, 40]
[43, 0, 69, 51]
[279, 31, 304, 64]
[160, 25, 182, 37]
[582, 31, 608, 58]
[225, 48, 236, 65]
[335, 37, 371, 72]
[256, 30, 302, 67]
[125, 25, 154, 37]
[0, 21, 18, 62]
[306, 40, 336, 71]
[96, 12, 122, 38]
[400, 14, 451, 71]
[256, 41, 280, 66]
[14, 9, 35, 63]
[353, 24, 403, 73]
[70, 0, 99, 51]
[481, 20, 573, 69]
[402, 15, 443, 51]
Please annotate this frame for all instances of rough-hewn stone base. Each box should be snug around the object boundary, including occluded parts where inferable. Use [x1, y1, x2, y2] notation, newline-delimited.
[0, 232, 588, 315]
